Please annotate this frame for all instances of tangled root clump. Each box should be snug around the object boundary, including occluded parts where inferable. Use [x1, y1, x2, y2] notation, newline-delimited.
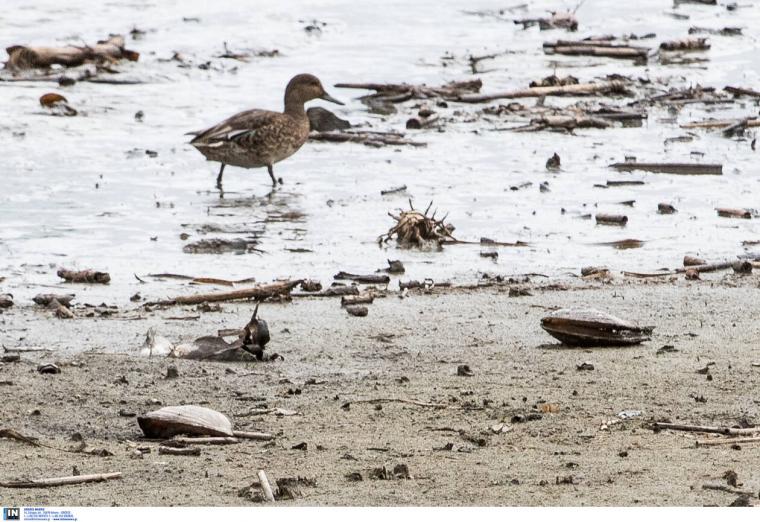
[378, 200, 456, 248]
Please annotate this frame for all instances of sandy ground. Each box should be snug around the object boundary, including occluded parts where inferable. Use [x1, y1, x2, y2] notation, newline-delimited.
[1, 274, 760, 506]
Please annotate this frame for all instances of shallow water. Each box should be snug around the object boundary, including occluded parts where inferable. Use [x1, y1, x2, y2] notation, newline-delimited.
[2, 0, 760, 305]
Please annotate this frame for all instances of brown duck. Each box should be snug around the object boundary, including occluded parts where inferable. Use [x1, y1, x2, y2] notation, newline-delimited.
[189, 73, 343, 187]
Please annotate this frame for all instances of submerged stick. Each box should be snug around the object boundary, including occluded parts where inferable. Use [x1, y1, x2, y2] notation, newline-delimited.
[0, 472, 122, 488]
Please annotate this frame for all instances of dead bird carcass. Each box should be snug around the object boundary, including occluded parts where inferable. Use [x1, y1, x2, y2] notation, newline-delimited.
[137, 405, 233, 438]
[541, 309, 653, 347]
[378, 200, 455, 248]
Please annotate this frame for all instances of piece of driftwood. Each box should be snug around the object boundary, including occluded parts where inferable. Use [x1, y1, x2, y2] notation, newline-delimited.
[702, 484, 754, 496]
[681, 118, 760, 130]
[334, 272, 390, 284]
[725, 86, 760, 98]
[345, 305, 369, 317]
[57, 268, 110, 284]
[683, 255, 706, 267]
[341, 294, 375, 306]
[310, 131, 426, 147]
[33, 293, 75, 307]
[717, 208, 751, 219]
[258, 470, 276, 502]
[0, 472, 122, 488]
[172, 436, 239, 445]
[609, 162, 722, 175]
[515, 12, 578, 31]
[158, 446, 201, 456]
[660, 38, 710, 51]
[457, 81, 628, 103]
[652, 422, 760, 436]
[696, 436, 760, 447]
[595, 213, 628, 226]
[544, 40, 649, 60]
[233, 431, 274, 441]
[5, 35, 138, 70]
[335, 78, 482, 100]
[513, 114, 612, 132]
[147, 280, 301, 306]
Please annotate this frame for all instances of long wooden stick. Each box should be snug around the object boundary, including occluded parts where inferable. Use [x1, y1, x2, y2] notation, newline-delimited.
[348, 398, 447, 409]
[653, 422, 760, 436]
[0, 472, 122, 488]
[257, 470, 275, 502]
[158, 446, 201, 456]
[147, 280, 301, 306]
[696, 436, 760, 446]
[456, 81, 628, 103]
[173, 436, 239, 445]
[232, 431, 274, 441]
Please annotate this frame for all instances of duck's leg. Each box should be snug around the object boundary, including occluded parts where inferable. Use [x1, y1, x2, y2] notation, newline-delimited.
[267, 164, 277, 186]
[216, 163, 226, 188]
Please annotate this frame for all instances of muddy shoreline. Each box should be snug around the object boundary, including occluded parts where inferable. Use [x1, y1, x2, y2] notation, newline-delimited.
[1, 276, 759, 506]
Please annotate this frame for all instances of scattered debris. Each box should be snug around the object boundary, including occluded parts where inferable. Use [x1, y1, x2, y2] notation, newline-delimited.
[658, 203, 677, 214]
[4, 35, 138, 71]
[0, 294, 13, 309]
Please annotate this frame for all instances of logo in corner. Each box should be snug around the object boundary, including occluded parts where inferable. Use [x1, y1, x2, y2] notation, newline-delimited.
[2, 508, 20, 521]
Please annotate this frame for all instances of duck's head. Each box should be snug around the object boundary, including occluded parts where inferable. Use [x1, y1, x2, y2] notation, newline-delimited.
[285, 73, 343, 106]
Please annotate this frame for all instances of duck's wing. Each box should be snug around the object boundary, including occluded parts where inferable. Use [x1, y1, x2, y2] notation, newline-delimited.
[189, 109, 279, 146]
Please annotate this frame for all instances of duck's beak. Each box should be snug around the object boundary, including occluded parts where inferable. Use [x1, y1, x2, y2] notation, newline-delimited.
[320, 92, 344, 105]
